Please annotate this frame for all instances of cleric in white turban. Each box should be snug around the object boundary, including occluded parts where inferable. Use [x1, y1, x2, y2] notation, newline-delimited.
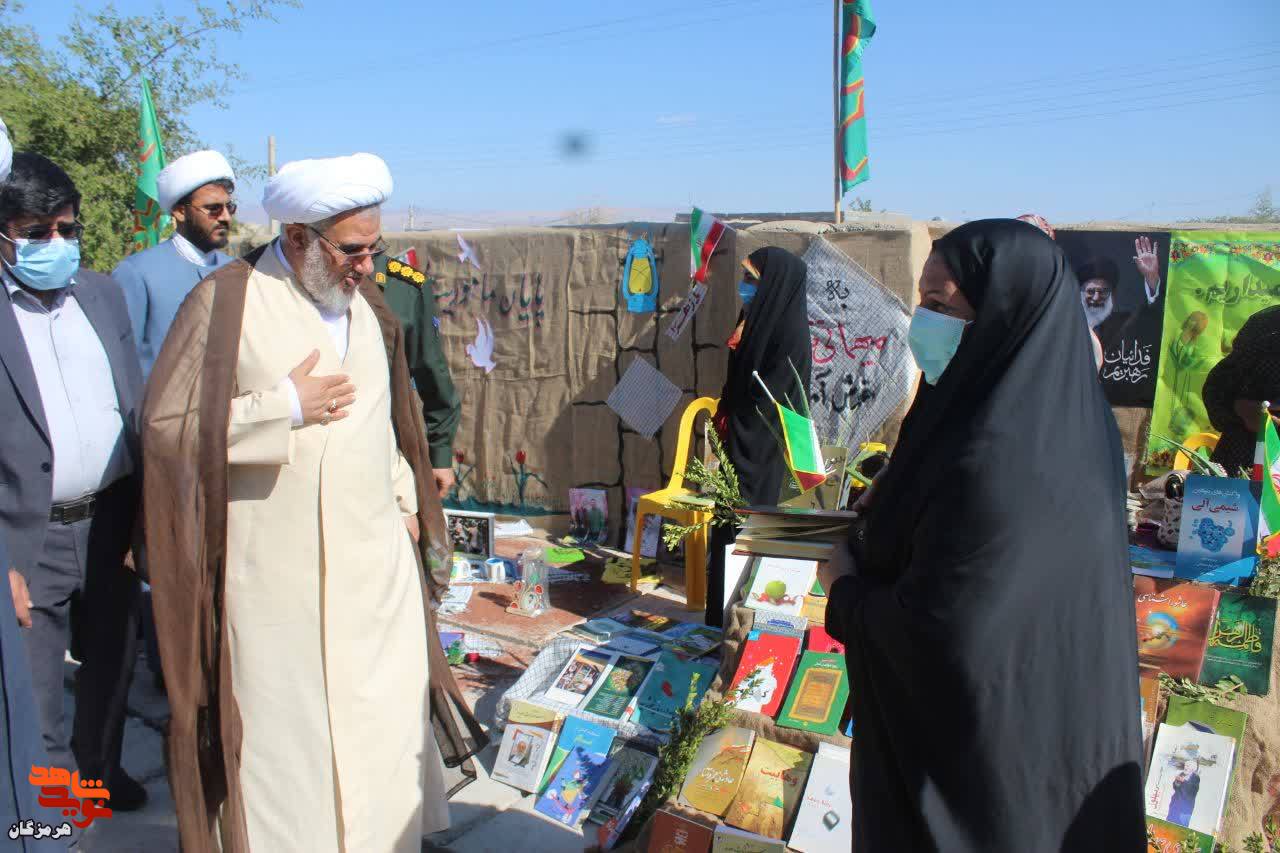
[112, 149, 237, 379]
[140, 150, 482, 853]
[261, 151, 392, 224]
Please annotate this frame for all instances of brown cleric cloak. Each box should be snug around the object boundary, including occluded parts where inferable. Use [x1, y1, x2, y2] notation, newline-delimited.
[141, 246, 487, 853]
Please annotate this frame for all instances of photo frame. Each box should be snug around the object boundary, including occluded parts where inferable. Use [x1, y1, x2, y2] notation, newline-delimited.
[444, 510, 496, 559]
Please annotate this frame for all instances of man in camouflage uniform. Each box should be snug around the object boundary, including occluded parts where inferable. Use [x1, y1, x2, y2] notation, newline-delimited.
[374, 253, 461, 497]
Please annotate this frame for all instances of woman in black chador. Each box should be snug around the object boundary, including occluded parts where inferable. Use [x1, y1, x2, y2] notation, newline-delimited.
[707, 247, 810, 626]
[826, 219, 1146, 852]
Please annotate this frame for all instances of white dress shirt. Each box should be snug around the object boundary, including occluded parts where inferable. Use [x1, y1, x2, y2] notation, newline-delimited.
[170, 230, 222, 267]
[4, 271, 132, 503]
[271, 239, 350, 426]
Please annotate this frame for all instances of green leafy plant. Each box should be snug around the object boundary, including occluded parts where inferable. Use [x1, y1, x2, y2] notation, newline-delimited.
[1217, 830, 1277, 853]
[625, 681, 739, 843]
[1152, 435, 1232, 478]
[1250, 555, 1280, 599]
[0, 0, 298, 269]
[661, 430, 745, 551]
[1158, 672, 1246, 704]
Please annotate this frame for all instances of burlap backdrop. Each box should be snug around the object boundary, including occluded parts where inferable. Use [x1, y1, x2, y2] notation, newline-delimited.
[1221, 630, 1280, 849]
[380, 223, 923, 538]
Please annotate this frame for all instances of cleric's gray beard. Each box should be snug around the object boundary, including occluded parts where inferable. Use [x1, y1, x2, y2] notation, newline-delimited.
[298, 239, 354, 318]
[1082, 293, 1113, 330]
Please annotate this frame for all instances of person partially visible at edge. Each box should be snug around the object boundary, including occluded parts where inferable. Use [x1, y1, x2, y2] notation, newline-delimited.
[141, 152, 486, 853]
[0, 119, 70, 851]
[373, 251, 462, 498]
[706, 246, 811, 627]
[0, 152, 148, 810]
[114, 150, 237, 693]
[1202, 304, 1280, 476]
[1017, 212, 1107, 371]
[113, 149, 237, 381]
[826, 219, 1145, 852]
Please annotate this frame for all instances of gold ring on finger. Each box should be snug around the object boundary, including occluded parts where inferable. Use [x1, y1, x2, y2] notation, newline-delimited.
[328, 399, 338, 413]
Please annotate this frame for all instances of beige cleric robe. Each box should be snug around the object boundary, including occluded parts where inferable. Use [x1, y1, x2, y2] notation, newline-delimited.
[223, 248, 449, 851]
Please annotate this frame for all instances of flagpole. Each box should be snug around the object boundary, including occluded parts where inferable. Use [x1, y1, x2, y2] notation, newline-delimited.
[833, 0, 843, 225]
[267, 135, 278, 236]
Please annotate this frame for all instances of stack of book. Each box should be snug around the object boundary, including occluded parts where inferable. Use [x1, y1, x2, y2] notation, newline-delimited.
[1142, 697, 1250, 849]
[723, 622, 850, 737]
[646, 734, 853, 852]
[733, 506, 855, 563]
[492, 699, 660, 848]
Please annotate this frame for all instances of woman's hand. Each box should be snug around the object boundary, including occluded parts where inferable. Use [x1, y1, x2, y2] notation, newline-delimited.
[852, 463, 888, 514]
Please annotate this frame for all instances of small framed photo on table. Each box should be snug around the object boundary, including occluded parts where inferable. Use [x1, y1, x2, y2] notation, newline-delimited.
[444, 510, 496, 559]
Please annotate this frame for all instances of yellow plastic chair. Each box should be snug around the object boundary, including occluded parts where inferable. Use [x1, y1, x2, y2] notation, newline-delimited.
[1172, 432, 1220, 471]
[631, 397, 719, 612]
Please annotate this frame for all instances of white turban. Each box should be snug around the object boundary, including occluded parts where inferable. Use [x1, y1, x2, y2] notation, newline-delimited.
[156, 150, 235, 211]
[0, 117, 12, 183]
[261, 153, 392, 225]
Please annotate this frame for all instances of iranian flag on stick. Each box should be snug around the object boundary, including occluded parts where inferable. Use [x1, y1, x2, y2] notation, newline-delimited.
[1260, 415, 1280, 557]
[689, 207, 728, 283]
[753, 367, 826, 493]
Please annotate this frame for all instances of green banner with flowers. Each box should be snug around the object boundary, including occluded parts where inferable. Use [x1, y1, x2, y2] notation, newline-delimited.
[1146, 231, 1280, 470]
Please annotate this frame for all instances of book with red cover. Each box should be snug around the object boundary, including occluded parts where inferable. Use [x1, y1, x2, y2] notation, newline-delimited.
[647, 808, 714, 853]
[1134, 578, 1221, 681]
[806, 624, 844, 655]
[726, 631, 803, 718]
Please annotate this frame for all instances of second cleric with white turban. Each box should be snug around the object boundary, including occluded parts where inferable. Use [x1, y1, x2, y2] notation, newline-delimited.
[141, 152, 485, 853]
[112, 149, 236, 380]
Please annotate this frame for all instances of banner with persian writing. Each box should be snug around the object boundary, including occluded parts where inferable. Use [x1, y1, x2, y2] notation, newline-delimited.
[1147, 231, 1280, 470]
[799, 237, 913, 448]
[1056, 229, 1170, 406]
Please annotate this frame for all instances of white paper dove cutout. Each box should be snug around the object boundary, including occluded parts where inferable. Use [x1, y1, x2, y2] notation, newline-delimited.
[466, 316, 496, 373]
[456, 234, 481, 270]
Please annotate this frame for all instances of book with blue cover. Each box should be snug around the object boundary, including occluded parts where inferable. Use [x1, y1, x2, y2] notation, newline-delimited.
[534, 717, 615, 826]
[634, 651, 718, 733]
[1175, 475, 1260, 582]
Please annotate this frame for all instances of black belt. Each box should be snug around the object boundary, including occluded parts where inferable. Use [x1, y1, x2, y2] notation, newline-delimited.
[50, 492, 102, 525]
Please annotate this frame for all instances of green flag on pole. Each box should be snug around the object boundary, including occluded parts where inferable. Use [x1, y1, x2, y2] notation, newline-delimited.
[839, 0, 876, 194]
[132, 78, 168, 252]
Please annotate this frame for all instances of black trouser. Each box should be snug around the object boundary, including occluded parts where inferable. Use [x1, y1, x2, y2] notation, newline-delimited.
[20, 480, 141, 784]
[706, 524, 734, 628]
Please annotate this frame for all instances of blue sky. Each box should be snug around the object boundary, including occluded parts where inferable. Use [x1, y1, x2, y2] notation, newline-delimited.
[14, 0, 1280, 225]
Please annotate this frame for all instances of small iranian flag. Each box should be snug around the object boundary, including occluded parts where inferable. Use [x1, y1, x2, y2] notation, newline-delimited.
[689, 207, 728, 283]
[396, 247, 420, 269]
[754, 368, 826, 493]
[1260, 415, 1280, 556]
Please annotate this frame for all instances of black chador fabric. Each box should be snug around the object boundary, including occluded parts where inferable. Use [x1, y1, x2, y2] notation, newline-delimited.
[826, 220, 1145, 852]
[706, 248, 811, 627]
[718, 246, 812, 506]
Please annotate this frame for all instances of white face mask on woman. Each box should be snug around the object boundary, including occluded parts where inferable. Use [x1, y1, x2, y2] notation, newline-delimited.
[907, 306, 968, 384]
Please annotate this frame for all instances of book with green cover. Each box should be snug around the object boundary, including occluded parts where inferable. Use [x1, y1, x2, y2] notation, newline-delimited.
[1199, 590, 1276, 696]
[583, 656, 655, 720]
[1163, 696, 1248, 752]
[1161, 694, 1248, 836]
[1144, 817, 1214, 853]
[777, 652, 849, 736]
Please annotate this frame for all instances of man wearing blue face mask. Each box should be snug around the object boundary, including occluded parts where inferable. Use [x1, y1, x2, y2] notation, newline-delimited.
[0, 152, 147, 811]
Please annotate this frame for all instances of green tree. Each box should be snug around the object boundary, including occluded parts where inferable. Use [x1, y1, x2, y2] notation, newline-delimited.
[1198, 187, 1280, 225]
[0, 0, 297, 270]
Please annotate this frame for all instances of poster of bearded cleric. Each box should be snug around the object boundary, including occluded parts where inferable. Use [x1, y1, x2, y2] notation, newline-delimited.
[1056, 230, 1170, 406]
